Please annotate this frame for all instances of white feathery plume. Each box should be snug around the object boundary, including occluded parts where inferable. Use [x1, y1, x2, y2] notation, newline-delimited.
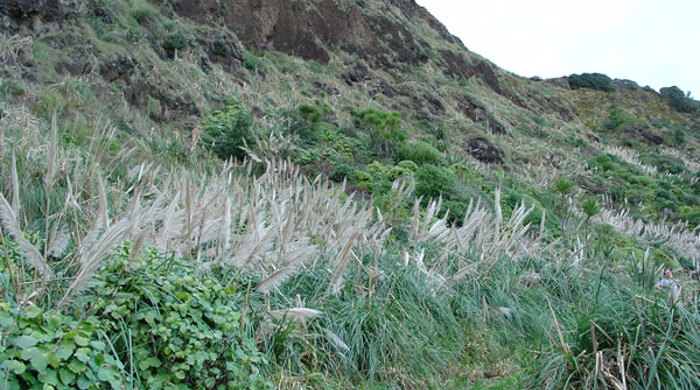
[0, 192, 52, 277]
[269, 307, 323, 321]
[254, 266, 297, 293]
[322, 328, 351, 354]
[10, 152, 20, 215]
[47, 225, 71, 258]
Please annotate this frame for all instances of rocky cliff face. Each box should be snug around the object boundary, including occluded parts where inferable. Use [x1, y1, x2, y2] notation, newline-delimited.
[165, 0, 520, 109]
[171, 0, 450, 67]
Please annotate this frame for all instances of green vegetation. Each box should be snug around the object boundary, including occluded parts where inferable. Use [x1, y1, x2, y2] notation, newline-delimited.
[354, 109, 406, 158]
[660, 86, 698, 113]
[1, 0, 698, 388]
[582, 153, 699, 227]
[568, 72, 615, 92]
[0, 303, 123, 389]
[200, 101, 255, 160]
[397, 141, 444, 165]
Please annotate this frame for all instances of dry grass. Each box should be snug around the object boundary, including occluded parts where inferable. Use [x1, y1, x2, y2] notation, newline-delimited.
[3, 136, 390, 306]
[405, 189, 546, 289]
[602, 145, 659, 176]
[595, 206, 699, 260]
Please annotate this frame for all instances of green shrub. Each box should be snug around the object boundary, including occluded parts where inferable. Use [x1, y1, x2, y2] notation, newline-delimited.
[354, 109, 406, 158]
[298, 104, 322, 123]
[568, 73, 615, 92]
[35, 90, 66, 118]
[533, 115, 548, 127]
[162, 31, 190, 57]
[330, 164, 356, 183]
[640, 153, 687, 174]
[79, 247, 270, 389]
[392, 160, 418, 177]
[201, 101, 255, 160]
[211, 40, 230, 57]
[660, 86, 697, 113]
[397, 141, 444, 165]
[414, 164, 459, 201]
[0, 80, 25, 100]
[0, 303, 123, 389]
[602, 106, 634, 132]
[130, 6, 158, 24]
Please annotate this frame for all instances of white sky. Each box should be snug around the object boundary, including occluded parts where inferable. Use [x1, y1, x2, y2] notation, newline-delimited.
[414, 0, 700, 97]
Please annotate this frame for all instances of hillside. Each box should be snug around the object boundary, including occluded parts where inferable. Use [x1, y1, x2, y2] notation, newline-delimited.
[1, 1, 699, 389]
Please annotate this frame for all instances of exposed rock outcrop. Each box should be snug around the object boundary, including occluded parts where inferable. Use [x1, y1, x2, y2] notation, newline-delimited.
[0, 0, 77, 32]
[171, 0, 431, 68]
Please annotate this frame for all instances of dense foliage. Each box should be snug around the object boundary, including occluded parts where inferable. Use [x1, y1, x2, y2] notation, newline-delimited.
[660, 86, 698, 113]
[201, 101, 255, 160]
[568, 72, 615, 92]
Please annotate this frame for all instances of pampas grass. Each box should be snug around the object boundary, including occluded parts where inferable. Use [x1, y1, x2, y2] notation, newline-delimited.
[0, 192, 52, 278]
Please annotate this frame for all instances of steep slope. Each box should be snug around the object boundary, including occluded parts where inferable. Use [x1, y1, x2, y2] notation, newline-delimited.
[1, 0, 698, 234]
[1, 1, 700, 389]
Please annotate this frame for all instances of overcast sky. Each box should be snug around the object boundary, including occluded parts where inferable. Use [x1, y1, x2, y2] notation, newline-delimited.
[414, 0, 700, 97]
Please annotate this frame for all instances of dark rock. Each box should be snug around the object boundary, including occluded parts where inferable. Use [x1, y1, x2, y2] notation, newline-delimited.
[198, 55, 211, 73]
[0, 0, 78, 32]
[367, 78, 396, 98]
[458, 95, 507, 134]
[458, 95, 488, 121]
[485, 116, 507, 135]
[100, 56, 136, 83]
[468, 137, 503, 164]
[204, 36, 244, 74]
[124, 78, 149, 107]
[469, 60, 503, 95]
[92, 5, 114, 23]
[251, 106, 266, 119]
[439, 50, 470, 80]
[586, 133, 601, 143]
[55, 59, 88, 76]
[342, 63, 369, 85]
[154, 92, 201, 122]
[642, 129, 663, 145]
[171, 0, 430, 68]
[422, 92, 444, 116]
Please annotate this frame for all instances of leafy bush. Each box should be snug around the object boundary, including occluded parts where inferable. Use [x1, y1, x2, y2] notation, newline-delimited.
[414, 164, 459, 201]
[298, 104, 322, 123]
[392, 160, 418, 178]
[602, 106, 635, 132]
[397, 141, 444, 165]
[330, 164, 356, 183]
[354, 109, 406, 158]
[79, 247, 271, 389]
[568, 73, 615, 92]
[211, 40, 230, 57]
[640, 153, 687, 174]
[0, 303, 123, 389]
[162, 31, 190, 57]
[130, 5, 158, 24]
[660, 86, 697, 113]
[201, 101, 255, 160]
